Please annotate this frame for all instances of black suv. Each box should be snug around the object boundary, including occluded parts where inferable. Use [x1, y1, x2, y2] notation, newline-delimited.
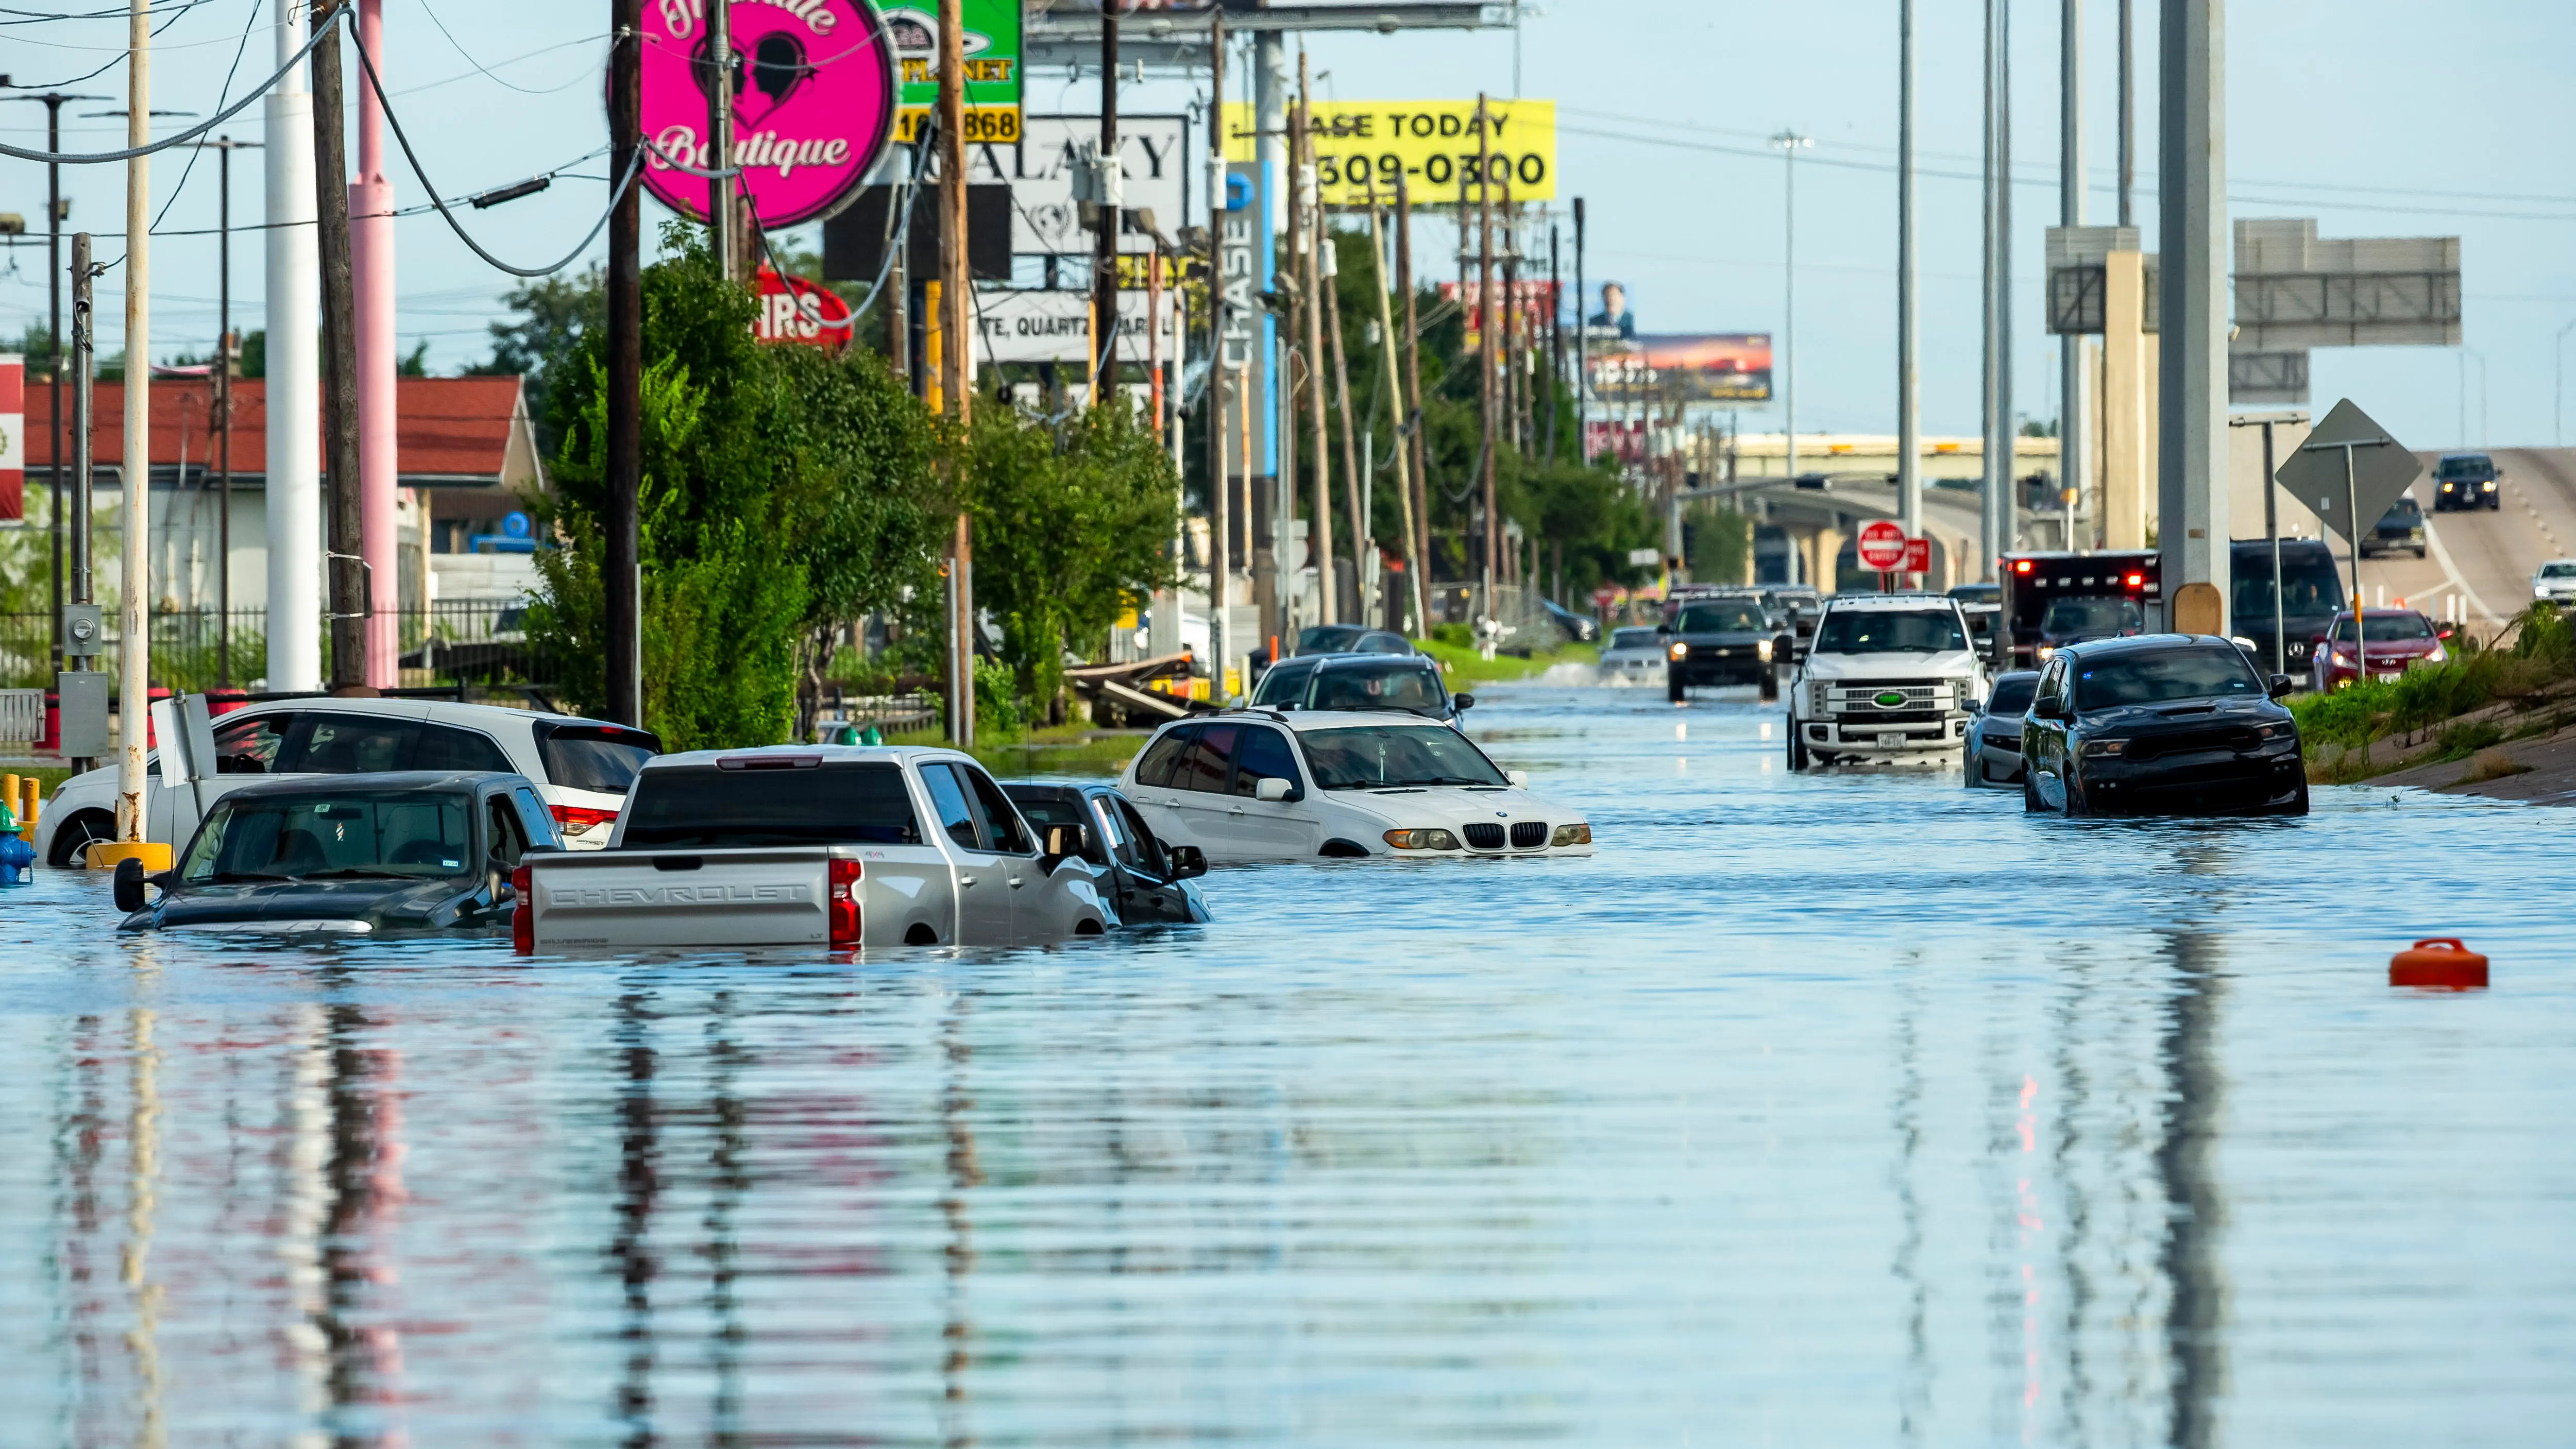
[1660, 599, 1779, 703]
[1250, 652, 1469, 725]
[2020, 635, 2305, 816]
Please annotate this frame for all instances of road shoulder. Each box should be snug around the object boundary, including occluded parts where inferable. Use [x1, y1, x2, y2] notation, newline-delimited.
[2371, 721, 2576, 806]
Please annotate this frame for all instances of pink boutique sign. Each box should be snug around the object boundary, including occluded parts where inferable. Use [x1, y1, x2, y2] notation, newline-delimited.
[639, 0, 900, 229]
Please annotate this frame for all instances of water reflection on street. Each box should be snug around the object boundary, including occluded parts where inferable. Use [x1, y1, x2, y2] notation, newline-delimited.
[4, 685, 2572, 1445]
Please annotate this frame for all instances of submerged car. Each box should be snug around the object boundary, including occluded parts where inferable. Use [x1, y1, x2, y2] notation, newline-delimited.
[1660, 598, 1778, 702]
[1963, 669, 2041, 789]
[1250, 652, 1470, 725]
[2021, 636, 2306, 816]
[1597, 626, 1669, 684]
[114, 771, 563, 935]
[1119, 710, 1594, 863]
[1294, 625, 1415, 657]
[1002, 781, 1211, 925]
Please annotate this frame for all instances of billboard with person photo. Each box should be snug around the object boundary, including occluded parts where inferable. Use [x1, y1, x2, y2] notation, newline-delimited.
[1590, 332, 1772, 404]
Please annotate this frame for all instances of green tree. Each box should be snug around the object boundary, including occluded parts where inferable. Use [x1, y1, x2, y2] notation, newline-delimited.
[468, 267, 606, 452]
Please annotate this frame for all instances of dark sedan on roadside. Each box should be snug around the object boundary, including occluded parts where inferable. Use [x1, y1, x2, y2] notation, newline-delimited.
[1963, 670, 2041, 788]
[1003, 781, 1211, 926]
[113, 771, 564, 934]
[2021, 636, 2307, 816]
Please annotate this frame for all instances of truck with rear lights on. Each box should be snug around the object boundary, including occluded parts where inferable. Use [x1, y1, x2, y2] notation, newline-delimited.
[1998, 551, 2163, 669]
[514, 746, 1117, 951]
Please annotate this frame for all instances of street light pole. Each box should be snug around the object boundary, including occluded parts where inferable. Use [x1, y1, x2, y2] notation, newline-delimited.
[1772, 129, 1810, 483]
[1896, 2, 1920, 542]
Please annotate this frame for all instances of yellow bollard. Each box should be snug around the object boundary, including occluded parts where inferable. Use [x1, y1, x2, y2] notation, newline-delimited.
[21, 777, 38, 843]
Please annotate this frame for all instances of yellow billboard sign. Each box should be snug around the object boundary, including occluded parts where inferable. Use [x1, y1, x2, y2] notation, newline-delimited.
[1223, 99, 1557, 206]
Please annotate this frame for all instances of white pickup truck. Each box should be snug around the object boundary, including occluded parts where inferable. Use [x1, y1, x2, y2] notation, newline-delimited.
[515, 746, 1113, 950]
[1785, 593, 1989, 769]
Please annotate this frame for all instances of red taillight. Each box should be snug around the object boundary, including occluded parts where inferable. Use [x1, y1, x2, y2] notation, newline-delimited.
[2014, 560, 2033, 574]
[511, 864, 534, 954]
[827, 857, 862, 948]
[550, 804, 617, 839]
[2125, 573, 2144, 587]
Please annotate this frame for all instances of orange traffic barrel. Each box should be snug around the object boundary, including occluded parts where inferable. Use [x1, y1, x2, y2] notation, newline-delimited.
[2391, 938, 2489, 991]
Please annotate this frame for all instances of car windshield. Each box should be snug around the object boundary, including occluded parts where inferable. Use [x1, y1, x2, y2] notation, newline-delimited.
[1673, 604, 1768, 633]
[2539, 562, 2576, 579]
[1300, 725, 1510, 790]
[1814, 608, 1967, 654]
[2232, 553, 2346, 622]
[535, 723, 659, 794]
[1609, 627, 1661, 650]
[2379, 499, 2423, 523]
[621, 763, 923, 847]
[2439, 455, 2492, 478]
[2041, 595, 2144, 637]
[1297, 625, 1368, 655]
[1307, 664, 1447, 716]
[180, 791, 476, 884]
[2073, 648, 2265, 710]
[1986, 676, 2039, 715]
[2329, 613, 2436, 642]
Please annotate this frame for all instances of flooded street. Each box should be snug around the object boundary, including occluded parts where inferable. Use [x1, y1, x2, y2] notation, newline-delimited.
[4, 684, 2571, 1445]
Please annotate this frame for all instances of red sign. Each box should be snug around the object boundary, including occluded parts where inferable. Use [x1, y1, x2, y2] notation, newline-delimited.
[1856, 520, 1908, 571]
[0, 352, 20, 521]
[1903, 537, 1930, 574]
[752, 268, 853, 350]
[1591, 586, 1619, 608]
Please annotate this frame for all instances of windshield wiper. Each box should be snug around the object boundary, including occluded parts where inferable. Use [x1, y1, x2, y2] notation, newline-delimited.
[298, 867, 426, 880]
[209, 871, 293, 883]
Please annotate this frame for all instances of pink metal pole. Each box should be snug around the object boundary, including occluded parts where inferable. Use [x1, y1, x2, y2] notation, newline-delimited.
[351, 0, 398, 688]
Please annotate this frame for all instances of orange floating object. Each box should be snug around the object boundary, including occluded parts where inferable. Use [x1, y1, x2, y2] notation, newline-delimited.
[2391, 938, 2489, 991]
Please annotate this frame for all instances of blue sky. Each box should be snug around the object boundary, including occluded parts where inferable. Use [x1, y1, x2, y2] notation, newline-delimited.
[5, 0, 2570, 449]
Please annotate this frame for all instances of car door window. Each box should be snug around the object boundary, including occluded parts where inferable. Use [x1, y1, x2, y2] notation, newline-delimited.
[960, 765, 1036, 855]
[922, 764, 984, 851]
[211, 713, 289, 775]
[1170, 724, 1240, 793]
[1230, 726, 1303, 800]
[281, 713, 420, 774]
[1089, 795, 1141, 868]
[1132, 726, 1195, 788]
[1114, 798, 1169, 877]
[485, 794, 529, 868]
[414, 723, 516, 775]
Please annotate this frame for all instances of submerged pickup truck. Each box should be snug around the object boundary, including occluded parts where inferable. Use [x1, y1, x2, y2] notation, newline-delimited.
[515, 745, 1115, 950]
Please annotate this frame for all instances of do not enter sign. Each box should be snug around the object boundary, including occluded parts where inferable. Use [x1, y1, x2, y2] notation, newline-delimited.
[1857, 520, 1909, 571]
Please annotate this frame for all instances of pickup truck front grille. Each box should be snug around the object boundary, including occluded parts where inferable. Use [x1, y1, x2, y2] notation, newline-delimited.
[1816, 679, 1956, 715]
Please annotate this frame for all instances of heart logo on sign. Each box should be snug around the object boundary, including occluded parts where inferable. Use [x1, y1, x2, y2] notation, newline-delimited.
[744, 31, 814, 122]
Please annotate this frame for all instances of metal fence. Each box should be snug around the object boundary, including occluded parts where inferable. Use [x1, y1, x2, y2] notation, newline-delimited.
[0, 601, 560, 693]
[1426, 584, 1568, 655]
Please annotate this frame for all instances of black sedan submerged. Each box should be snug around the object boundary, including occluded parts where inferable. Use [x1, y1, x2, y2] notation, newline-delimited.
[114, 771, 563, 935]
[2020, 636, 2307, 816]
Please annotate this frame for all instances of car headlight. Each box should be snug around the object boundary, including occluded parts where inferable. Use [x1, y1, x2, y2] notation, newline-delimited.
[2428, 644, 2447, 663]
[2331, 650, 2354, 666]
[2036, 645, 2056, 660]
[1550, 823, 1592, 847]
[2080, 739, 2126, 757]
[1756, 638, 1773, 662]
[2257, 722, 2295, 739]
[1382, 828, 1461, 851]
[2484, 481, 2497, 490]
[1668, 641, 1689, 659]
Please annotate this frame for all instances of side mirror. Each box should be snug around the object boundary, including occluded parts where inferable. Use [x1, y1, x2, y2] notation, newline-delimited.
[2268, 673, 2297, 699]
[1506, 769, 1530, 788]
[1254, 776, 1294, 803]
[1453, 692, 1476, 710]
[1165, 844, 1208, 880]
[113, 856, 149, 913]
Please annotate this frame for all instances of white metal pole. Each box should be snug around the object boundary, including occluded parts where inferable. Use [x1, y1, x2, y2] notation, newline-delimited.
[265, 0, 321, 691]
[1896, 0, 1921, 543]
[1773, 130, 1808, 482]
[2060, 0, 2087, 545]
[115, 0, 154, 848]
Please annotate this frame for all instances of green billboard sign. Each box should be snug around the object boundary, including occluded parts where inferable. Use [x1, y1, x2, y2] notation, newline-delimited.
[882, 1, 1025, 145]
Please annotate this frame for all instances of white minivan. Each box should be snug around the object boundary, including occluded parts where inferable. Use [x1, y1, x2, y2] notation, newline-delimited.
[36, 698, 658, 867]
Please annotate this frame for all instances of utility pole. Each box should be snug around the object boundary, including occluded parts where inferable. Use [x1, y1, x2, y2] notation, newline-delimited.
[352, 0, 396, 689]
[708, 0, 736, 281]
[1573, 196, 1585, 467]
[2061, 0, 2087, 552]
[2158, 0, 2230, 627]
[1369, 193, 1424, 636]
[2118, 0, 2136, 228]
[1094, 0, 1121, 403]
[1299, 53, 1334, 626]
[1546, 219, 1561, 464]
[265, 0, 321, 692]
[115, 0, 154, 850]
[67, 232, 97, 777]
[1981, 0, 2012, 581]
[605, 0, 643, 724]
[313, 1, 367, 693]
[1773, 129, 1810, 483]
[1897, 1, 1921, 541]
[939, 0, 975, 745]
[0, 87, 104, 675]
[1477, 95, 1498, 618]
[1326, 229, 1364, 621]
[1206, 12, 1227, 695]
[1396, 172, 1427, 617]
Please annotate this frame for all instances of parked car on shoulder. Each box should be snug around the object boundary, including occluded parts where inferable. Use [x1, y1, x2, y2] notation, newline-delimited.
[2021, 635, 2305, 816]
[2432, 452, 2500, 511]
[1539, 597, 1601, 643]
[517, 746, 1115, 950]
[1118, 710, 1594, 863]
[39, 697, 657, 868]
[1963, 670, 2041, 789]
[1250, 651, 1470, 725]
[1295, 624, 1415, 656]
[2309, 608, 2448, 692]
[1659, 598, 1779, 702]
[1003, 781, 1211, 925]
[113, 771, 563, 936]
[2361, 493, 2429, 559]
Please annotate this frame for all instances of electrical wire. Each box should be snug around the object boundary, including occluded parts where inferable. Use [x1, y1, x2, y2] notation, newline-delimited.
[413, 0, 590, 97]
[0, 8, 337, 163]
[104, 0, 261, 273]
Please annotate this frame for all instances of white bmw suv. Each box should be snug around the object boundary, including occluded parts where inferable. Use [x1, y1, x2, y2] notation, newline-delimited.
[1118, 709, 1595, 863]
[36, 698, 659, 868]
[1786, 593, 1988, 769]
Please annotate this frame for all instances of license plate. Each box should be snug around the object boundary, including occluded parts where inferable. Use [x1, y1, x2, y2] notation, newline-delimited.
[1877, 731, 1906, 748]
[2375, 672, 2402, 683]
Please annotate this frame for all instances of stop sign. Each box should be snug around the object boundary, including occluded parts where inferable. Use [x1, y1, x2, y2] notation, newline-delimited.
[1592, 586, 1619, 607]
[1857, 520, 1909, 570]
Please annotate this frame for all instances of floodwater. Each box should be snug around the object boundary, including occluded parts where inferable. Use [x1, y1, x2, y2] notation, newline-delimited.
[4, 685, 2572, 1446]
